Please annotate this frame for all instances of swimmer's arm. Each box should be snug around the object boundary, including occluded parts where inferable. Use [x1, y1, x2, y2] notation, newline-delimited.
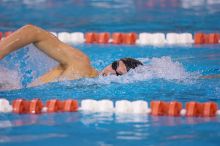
[29, 65, 64, 87]
[0, 24, 90, 66]
[200, 74, 220, 79]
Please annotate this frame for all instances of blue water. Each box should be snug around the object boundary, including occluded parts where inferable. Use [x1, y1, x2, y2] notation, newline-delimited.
[0, 0, 220, 146]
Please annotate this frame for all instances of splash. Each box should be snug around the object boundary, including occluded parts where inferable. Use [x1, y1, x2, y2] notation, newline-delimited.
[83, 56, 200, 85]
[0, 66, 22, 91]
[0, 56, 200, 90]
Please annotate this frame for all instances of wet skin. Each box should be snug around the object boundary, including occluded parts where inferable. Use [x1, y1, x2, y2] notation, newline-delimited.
[0, 24, 129, 87]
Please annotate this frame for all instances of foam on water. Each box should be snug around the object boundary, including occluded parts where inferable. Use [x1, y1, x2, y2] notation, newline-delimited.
[0, 55, 199, 91]
[0, 66, 21, 91]
[84, 56, 200, 85]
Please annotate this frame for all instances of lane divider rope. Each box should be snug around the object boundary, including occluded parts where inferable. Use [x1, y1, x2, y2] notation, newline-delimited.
[0, 98, 219, 117]
[0, 31, 219, 45]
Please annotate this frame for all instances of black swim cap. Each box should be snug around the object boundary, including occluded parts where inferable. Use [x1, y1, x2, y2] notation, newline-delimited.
[111, 58, 143, 75]
[120, 58, 143, 71]
[111, 61, 122, 76]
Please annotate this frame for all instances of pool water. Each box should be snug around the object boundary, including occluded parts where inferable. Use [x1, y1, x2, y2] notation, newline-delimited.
[0, 0, 220, 146]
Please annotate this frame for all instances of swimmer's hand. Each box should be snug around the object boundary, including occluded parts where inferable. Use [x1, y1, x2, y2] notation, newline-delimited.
[28, 80, 43, 87]
[200, 74, 220, 79]
[0, 82, 8, 88]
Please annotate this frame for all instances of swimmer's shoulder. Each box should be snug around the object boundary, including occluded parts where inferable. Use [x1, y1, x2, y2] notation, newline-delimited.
[89, 67, 99, 77]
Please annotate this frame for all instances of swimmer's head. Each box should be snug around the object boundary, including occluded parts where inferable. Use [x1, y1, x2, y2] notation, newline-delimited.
[100, 58, 143, 76]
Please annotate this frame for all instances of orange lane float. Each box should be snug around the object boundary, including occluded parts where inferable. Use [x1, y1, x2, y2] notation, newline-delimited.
[12, 99, 78, 114]
[203, 102, 218, 117]
[150, 101, 169, 116]
[85, 32, 138, 45]
[12, 99, 30, 114]
[151, 100, 219, 117]
[194, 33, 220, 44]
[97, 32, 110, 44]
[194, 33, 206, 44]
[46, 99, 64, 113]
[85, 32, 97, 43]
[63, 99, 78, 112]
[186, 101, 204, 117]
[112, 33, 123, 44]
[151, 101, 183, 116]
[46, 99, 78, 112]
[186, 101, 218, 117]
[168, 101, 182, 116]
[29, 99, 43, 114]
[207, 33, 219, 44]
[123, 32, 137, 45]
[217, 34, 220, 42]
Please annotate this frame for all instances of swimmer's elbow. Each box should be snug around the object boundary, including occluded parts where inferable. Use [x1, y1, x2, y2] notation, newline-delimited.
[22, 24, 37, 30]
[22, 24, 44, 36]
[68, 55, 91, 66]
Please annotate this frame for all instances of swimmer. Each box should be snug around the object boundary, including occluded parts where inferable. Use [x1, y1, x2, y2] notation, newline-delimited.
[0, 24, 143, 86]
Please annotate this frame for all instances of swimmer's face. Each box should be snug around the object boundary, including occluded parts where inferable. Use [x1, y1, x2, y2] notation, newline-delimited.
[100, 60, 127, 76]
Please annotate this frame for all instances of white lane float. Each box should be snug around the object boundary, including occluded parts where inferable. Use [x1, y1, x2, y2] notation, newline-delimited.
[151, 33, 166, 45]
[180, 109, 186, 116]
[58, 32, 84, 44]
[50, 32, 58, 37]
[80, 99, 98, 111]
[178, 33, 194, 44]
[58, 32, 72, 43]
[0, 98, 12, 113]
[80, 99, 150, 114]
[137, 33, 153, 45]
[166, 33, 194, 44]
[131, 100, 149, 114]
[97, 99, 114, 112]
[70, 32, 84, 44]
[166, 33, 179, 44]
[137, 33, 166, 45]
[115, 100, 133, 114]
